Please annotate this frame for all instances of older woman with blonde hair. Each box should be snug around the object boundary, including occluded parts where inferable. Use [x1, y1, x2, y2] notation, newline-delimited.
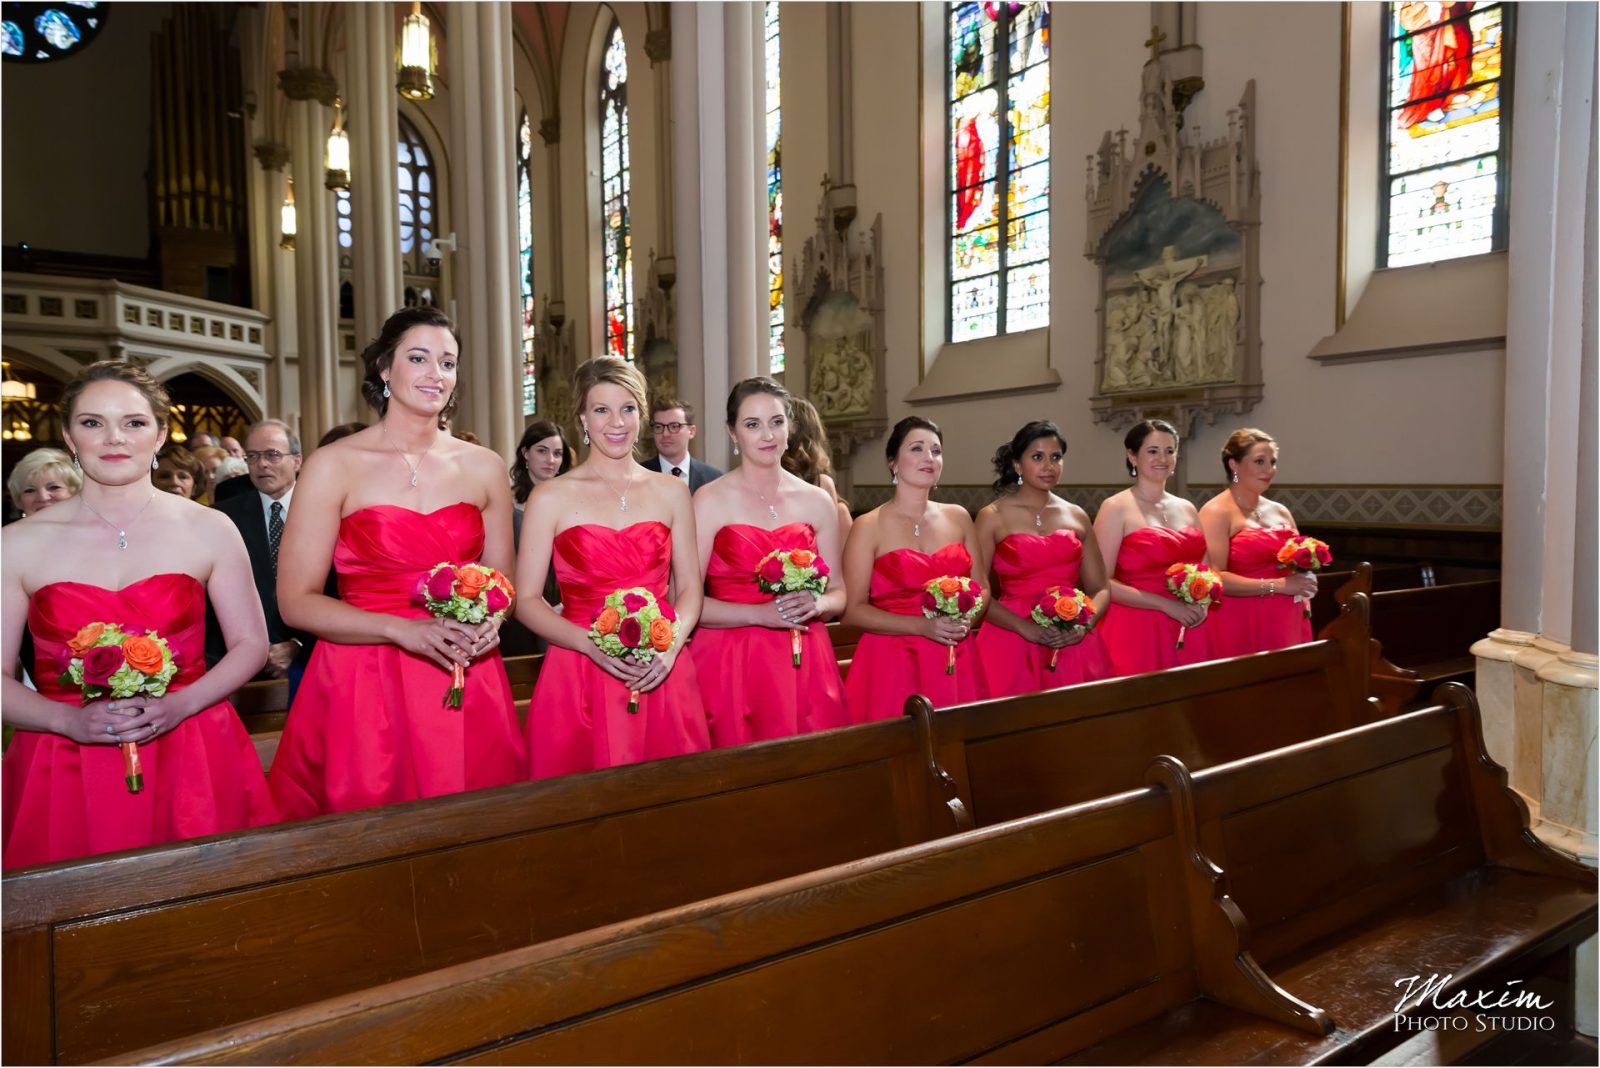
[7, 447, 80, 517]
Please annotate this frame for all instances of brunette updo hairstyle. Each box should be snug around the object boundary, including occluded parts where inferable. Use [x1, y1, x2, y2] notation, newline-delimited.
[1123, 418, 1180, 477]
[990, 420, 1066, 495]
[725, 376, 791, 426]
[1220, 427, 1277, 481]
[783, 396, 834, 485]
[359, 306, 461, 429]
[510, 420, 573, 503]
[59, 360, 173, 428]
[570, 357, 650, 452]
[884, 416, 942, 473]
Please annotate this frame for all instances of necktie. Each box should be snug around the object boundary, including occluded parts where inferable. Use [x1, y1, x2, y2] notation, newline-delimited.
[671, 466, 683, 478]
[269, 501, 284, 572]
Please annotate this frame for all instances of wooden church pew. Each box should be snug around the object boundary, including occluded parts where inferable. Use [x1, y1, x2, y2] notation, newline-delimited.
[1368, 577, 1501, 693]
[131, 686, 1593, 1067]
[3, 597, 1380, 1064]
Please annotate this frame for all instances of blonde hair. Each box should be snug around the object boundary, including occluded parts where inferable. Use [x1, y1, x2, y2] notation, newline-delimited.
[1221, 427, 1277, 480]
[572, 357, 650, 426]
[7, 447, 81, 511]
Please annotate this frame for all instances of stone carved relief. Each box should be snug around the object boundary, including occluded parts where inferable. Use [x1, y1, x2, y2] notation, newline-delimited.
[633, 251, 679, 406]
[1085, 44, 1261, 435]
[788, 179, 886, 498]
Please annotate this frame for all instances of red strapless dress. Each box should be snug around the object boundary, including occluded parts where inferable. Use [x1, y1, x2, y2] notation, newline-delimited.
[1097, 526, 1216, 676]
[268, 503, 525, 819]
[694, 522, 849, 747]
[524, 522, 711, 778]
[3, 574, 277, 869]
[975, 530, 1114, 697]
[1210, 526, 1313, 657]
[844, 544, 988, 722]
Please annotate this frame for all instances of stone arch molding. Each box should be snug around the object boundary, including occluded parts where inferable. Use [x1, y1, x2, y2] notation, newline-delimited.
[2, 342, 83, 383]
[141, 357, 265, 422]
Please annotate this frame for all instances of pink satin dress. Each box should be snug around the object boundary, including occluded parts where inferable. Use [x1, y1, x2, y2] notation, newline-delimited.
[1210, 526, 1314, 657]
[975, 530, 1115, 698]
[1097, 526, 1217, 676]
[268, 503, 525, 820]
[695, 522, 849, 747]
[844, 543, 988, 723]
[524, 522, 711, 778]
[4, 574, 277, 869]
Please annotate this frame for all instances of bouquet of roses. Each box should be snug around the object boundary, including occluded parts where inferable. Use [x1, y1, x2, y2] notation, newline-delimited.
[419, 562, 516, 707]
[1030, 586, 1097, 672]
[922, 575, 984, 675]
[590, 587, 678, 713]
[1164, 563, 1222, 650]
[755, 548, 831, 668]
[59, 621, 179, 793]
[1276, 536, 1333, 618]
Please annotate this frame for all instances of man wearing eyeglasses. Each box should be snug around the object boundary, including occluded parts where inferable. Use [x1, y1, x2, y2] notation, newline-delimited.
[205, 418, 315, 699]
[643, 398, 723, 494]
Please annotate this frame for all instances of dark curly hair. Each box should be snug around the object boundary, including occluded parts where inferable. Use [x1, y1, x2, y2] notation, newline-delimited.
[359, 306, 460, 429]
[990, 420, 1066, 495]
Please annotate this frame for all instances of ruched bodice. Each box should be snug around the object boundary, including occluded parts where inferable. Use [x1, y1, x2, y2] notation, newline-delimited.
[706, 522, 818, 604]
[1099, 524, 1216, 675]
[869, 543, 974, 615]
[978, 531, 1113, 696]
[1227, 525, 1299, 578]
[28, 574, 207, 700]
[992, 530, 1085, 610]
[1212, 525, 1313, 658]
[1112, 526, 1208, 592]
[336, 502, 486, 616]
[553, 522, 673, 625]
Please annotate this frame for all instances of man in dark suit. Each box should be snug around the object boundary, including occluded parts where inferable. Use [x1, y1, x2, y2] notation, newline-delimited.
[205, 418, 314, 701]
[641, 398, 723, 493]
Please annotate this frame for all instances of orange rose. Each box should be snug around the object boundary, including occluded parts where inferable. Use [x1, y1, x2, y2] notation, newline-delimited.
[789, 549, 815, 568]
[1276, 543, 1295, 564]
[648, 616, 675, 652]
[1188, 576, 1212, 601]
[1055, 596, 1080, 621]
[121, 634, 165, 675]
[68, 623, 106, 657]
[937, 577, 962, 597]
[456, 568, 491, 599]
[595, 606, 621, 636]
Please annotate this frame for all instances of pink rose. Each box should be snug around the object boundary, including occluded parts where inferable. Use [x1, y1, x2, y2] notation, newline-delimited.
[623, 592, 649, 613]
[485, 585, 511, 614]
[659, 601, 677, 622]
[814, 558, 830, 577]
[1294, 547, 1315, 569]
[1317, 545, 1333, 565]
[760, 557, 786, 584]
[1036, 592, 1057, 616]
[427, 567, 457, 602]
[619, 617, 643, 648]
[82, 645, 126, 688]
[921, 591, 938, 612]
[970, 582, 983, 598]
[957, 590, 975, 613]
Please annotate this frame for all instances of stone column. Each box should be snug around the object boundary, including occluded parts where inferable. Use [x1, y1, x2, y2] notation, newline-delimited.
[251, 142, 299, 421]
[724, 1, 762, 387]
[446, 2, 521, 461]
[279, 60, 341, 447]
[346, 2, 403, 350]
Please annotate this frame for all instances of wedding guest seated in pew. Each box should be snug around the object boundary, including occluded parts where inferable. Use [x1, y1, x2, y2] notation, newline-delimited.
[1, 362, 276, 868]
[693, 377, 849, 747]
[843, 416, 987, 721]
[1200, 428, 1320, 658]
[1093, 418, 1216, 675]
[269, 307, 524, 820]
[516, 357, 710, 778]
[974, 421, 1112, 696]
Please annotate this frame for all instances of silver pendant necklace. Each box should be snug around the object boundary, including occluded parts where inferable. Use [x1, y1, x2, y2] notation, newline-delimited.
[382, 423, 434, 489]
[599, 469, 635, 513]
[80, 491, 157, 551]
[753, 483, 780, 521]
[1134, 490, 1169, 528]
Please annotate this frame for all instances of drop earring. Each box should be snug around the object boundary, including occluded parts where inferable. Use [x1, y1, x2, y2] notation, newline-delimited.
[1016, 473, 1024, 486]
[583, 429, 590, 446]
[72, 453, 81, 471]
[1231, 470, 1239, 484]
[382, 380, 391, 399]
[891, 471, 898, 486]
[733, 443, 740, 456]
[152, 455, 159, 470]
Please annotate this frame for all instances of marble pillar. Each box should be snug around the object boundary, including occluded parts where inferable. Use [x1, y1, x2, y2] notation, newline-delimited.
[347, 3, 403, 354]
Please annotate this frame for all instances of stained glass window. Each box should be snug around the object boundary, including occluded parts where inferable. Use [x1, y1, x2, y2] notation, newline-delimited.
[1, 2, 105, 64]
[518, 109, 538, 416]
[947, 1, 1050, 342]
[335, 189, 353, 250]
[1383, 2, 1510, 268]
[600, 20, 633, 361]
[398, 113, 436, 269]
[765, 1, 784, 374]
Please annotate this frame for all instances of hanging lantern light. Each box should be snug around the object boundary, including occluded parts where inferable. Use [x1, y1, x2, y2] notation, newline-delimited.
[279, 177, 298, 251]
[397, 2, 437, 101]
[324, 96, 351, 191]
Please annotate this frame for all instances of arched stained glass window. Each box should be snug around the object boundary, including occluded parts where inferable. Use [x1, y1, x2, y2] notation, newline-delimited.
[518, 109, 538, 416]
[599, 19, 633, 360]
[1, 2, 105, 63]
[398, 113, 437, 273]
[1382, 2, 1511, 267]
[335, 188, 353, 250]
[764, 1, 784, 374]
[947, 1, 1050, 342]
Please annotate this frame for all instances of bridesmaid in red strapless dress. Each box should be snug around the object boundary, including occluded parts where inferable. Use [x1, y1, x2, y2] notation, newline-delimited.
[1093, 420, 1217, 676]
[974, 422, 1113, 697]
[842, 417, 987, 722]
[271, 309, 525, 819]
[3, 362, 278, 869]
[694, 381, 849, 746]
[1199, 429, 1317, 658]
[269, 503, 525, 817]
[516, 358, 711, 778]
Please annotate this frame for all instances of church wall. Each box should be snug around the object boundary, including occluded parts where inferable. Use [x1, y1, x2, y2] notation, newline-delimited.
[839, 1, 1504, 501]
[1, 2, 173, 260]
